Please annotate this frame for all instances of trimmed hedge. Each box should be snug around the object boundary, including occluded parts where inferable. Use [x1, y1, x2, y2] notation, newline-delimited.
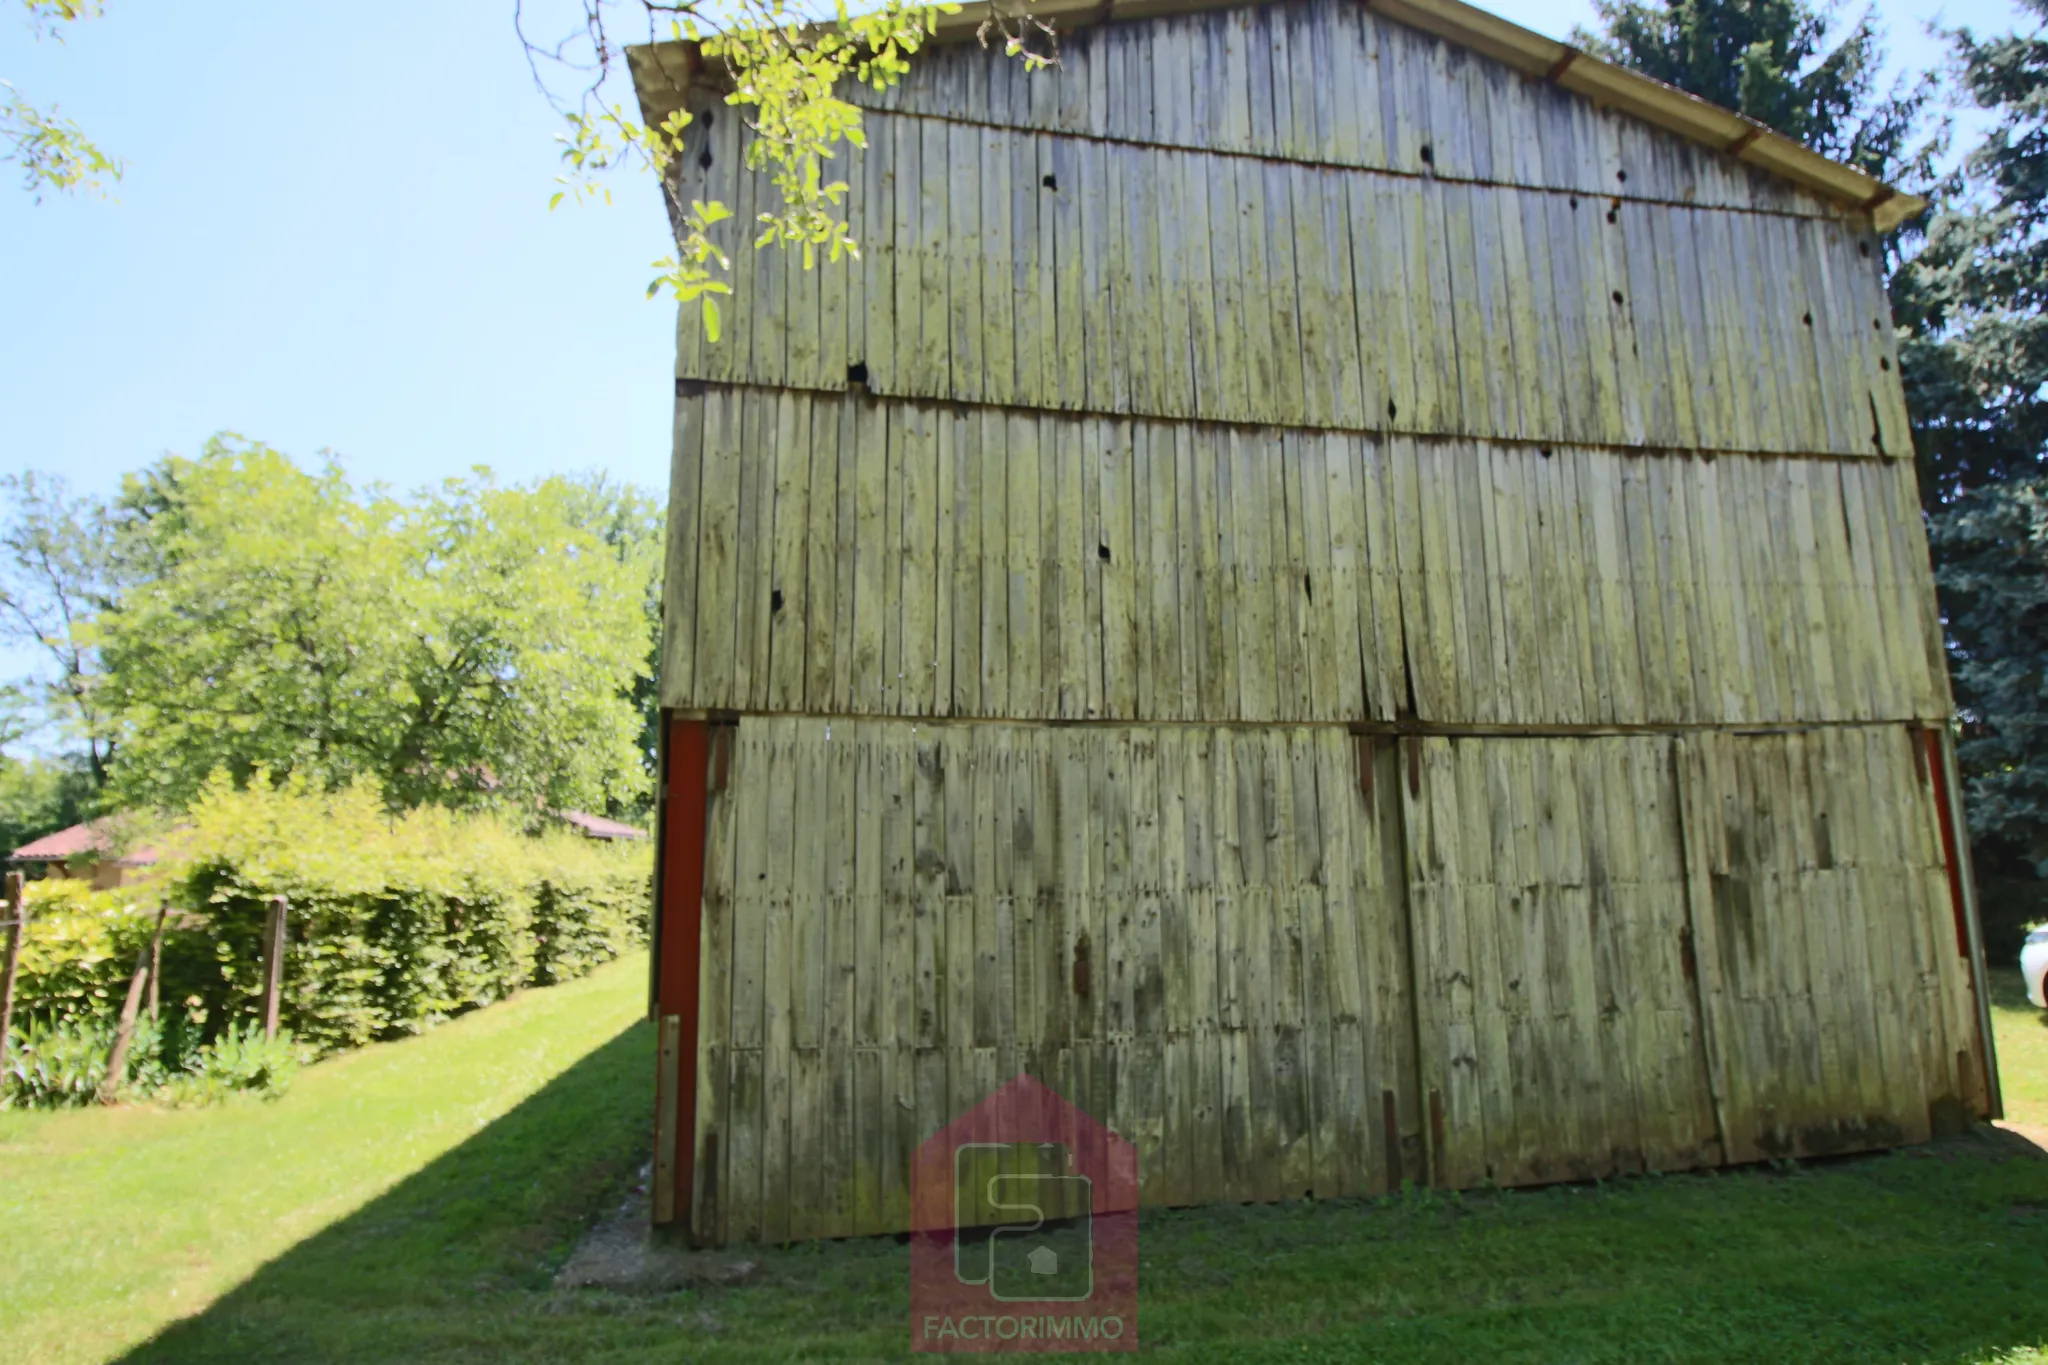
[3, 882, 164, 1033]
[7, 777, 650, 1060]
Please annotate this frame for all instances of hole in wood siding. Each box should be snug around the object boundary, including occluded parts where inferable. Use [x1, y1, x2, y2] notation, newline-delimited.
[1098, 544, 1112, 563]
[1072, 931, 1092, 999]
[1611, 290, 1625, 305]
[1879, 356, 1891, 371]
[1616, 168, 1628, 182]
[1302, 573, 1314, 602]
[1419, 143, 1434, 165]
[1539, 447, 1553, 459]
[698, 148, 713, 171]
[1606, 205, 1618, 223]
[1859, 240, 1872, 258]
[702, 109, 714, 126]
[1387, 399, 1398, 421]
[770, 589, 785, 615]
[847, 361, 869, 386]
[1042, 173, 1058, 191]
[1802, 312, 1813, 326]
[1569, 195, 1579, 209]
[1872, 318, 1882, 330]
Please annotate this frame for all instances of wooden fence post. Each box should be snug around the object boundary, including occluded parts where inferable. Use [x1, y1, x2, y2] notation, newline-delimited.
[99, 909, 168, 1104]
[261, 896, 288, 1040]
[98, 940, 153, 1104]
[148, 904, 165, 1022]
[0, 872, 25, 1082]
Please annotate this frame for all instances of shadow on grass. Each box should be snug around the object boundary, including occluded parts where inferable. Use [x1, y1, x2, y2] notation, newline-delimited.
[120, 1020, 657, 1365]
[116, 1013, 2048, 1364]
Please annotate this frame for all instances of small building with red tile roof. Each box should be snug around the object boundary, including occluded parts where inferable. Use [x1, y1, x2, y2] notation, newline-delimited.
[551, 810, 647, 842]
[10, 820, 164, 890]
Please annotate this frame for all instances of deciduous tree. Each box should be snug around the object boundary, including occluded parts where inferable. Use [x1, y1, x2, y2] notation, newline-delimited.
[96, 439, 654, 818]
[0, 471, 127, 786]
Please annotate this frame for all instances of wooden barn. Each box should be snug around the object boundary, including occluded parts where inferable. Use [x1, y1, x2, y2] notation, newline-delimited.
[629, 0, 2001, 1246]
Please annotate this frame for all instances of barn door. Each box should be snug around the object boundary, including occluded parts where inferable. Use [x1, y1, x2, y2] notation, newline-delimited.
[683, 718, 1426, 1245]
[1672, 726, 1988, 1164]
[1398, 735, 1722, 1189]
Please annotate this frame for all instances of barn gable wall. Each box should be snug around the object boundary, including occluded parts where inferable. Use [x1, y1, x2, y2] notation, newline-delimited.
[849, 3, 1847, 221]
[643, 0, 1992, 1245]
[670, 105, 1910, 456]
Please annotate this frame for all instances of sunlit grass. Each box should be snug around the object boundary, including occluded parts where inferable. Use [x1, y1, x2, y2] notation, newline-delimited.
[1993, 970, 2048, 1133]
[6, 951, 2047, 1364]
[0, 956, 650, 1365]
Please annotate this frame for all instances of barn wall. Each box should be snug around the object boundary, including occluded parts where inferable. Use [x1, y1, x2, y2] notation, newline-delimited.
[849, 3, 1845, 220]
[690, 718, 1420, 1244]
[661, 387, 1946, 725]
[687, 718, 1982, 1240]
[651, 0, 1981, 1245]
[1676, 727, 1990, 1157]
[1405, 725, 1983, 1191]
[1400, 732, 1721, 1186]
[671, 108, 1908, 456]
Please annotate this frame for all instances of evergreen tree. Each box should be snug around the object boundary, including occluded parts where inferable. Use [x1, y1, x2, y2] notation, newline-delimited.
[1577, 0, 1929, 179]
[1588, 0, 2048, 944]
[1928, 480, 2048, 942]
[1901, 0, 2048, 945]
[1892, 0, 2048, 501]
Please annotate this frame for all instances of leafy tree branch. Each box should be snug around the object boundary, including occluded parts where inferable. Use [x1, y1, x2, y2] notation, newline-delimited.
[4, 0, 120, 198]
[518, 0, 1052, 338]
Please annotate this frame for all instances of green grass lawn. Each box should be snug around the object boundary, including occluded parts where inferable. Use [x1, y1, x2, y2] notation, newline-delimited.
[5, 953, 2047, 1364]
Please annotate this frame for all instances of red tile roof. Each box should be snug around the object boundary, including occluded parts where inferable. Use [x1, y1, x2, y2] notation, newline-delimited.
[554, 810, 647, 841]
[11, 820, 161, 865]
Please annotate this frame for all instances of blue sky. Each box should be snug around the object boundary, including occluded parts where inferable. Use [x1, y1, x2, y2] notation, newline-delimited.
[0, 0, 2030, 510]
[0, 2, 680, 503]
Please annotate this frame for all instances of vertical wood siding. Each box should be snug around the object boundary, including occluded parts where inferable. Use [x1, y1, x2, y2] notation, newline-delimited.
[672, 107, 1908, 456]
[662, 388, 1946, 725]
[1676, 726, 1988, 1159]
[652, 0, 1976, 1244]
[851, 4, 1844, 220]
[691, 719, 1981, 1239]
[693, 718, 1421, 1243]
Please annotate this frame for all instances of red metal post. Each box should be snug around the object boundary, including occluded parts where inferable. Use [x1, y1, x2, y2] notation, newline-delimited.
[1924, 728, 1972, 957]
[653, 718, 713, 1228]
[1923, 725, 2002, 1120]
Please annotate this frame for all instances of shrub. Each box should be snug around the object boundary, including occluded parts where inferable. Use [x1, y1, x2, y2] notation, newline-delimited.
[1, 1014, 298, 1110]
[7, 882, 162, 1033]
[165, 774, 648, 1055]
[531, 833, 651, 986]
[158, 1023, 298, 1106]
[3, 776, 650, 1087]
[2, 1016, 115, 1108]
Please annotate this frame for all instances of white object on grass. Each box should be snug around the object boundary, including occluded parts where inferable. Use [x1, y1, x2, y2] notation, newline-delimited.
[2022, 927, 2048, 1009]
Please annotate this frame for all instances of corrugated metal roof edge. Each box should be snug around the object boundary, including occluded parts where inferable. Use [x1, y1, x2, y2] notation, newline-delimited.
[625, 0, 1926, 232]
